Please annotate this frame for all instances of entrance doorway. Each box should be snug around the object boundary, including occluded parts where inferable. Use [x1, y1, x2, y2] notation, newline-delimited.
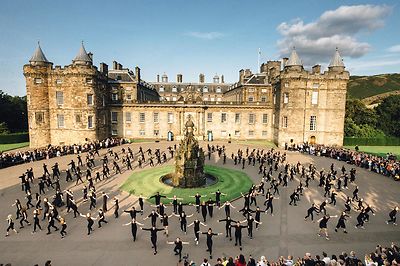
[207, 131, 213, 141]
[310, 136, 316, 145]
[167, 131, 174, 141]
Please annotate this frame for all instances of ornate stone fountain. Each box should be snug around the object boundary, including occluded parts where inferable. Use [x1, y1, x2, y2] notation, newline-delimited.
[172, 115, 206, 187]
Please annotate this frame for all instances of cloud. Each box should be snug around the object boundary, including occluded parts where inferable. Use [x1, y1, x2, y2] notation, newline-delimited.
[185, 31, 224, 40]
[276, 5, 392, 65]
[387, 45, 400, 53]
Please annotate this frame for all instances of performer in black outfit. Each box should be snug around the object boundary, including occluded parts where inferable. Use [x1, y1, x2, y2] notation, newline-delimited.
[188, 219, 207, 245]
[335, 212, 349, 234]
[123, 218, 144, 242]
[200, 228, 222, 259]
[218, 217, 237, 241]
[167, 237, 189, 262]
[140, 226, 165, 255]
[386, 206, 398, 225]
[232, 221, 247, 251]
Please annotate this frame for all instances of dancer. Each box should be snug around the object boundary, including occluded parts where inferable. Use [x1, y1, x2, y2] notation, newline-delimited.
[97, 209, 108, 228]
[32, 209, 42, 233]
[80, 213, 96, 235]
[5, 214, 18, 237]
[220, 201, 236, 218]
[140, 226, 165, 255]
[232, 221, 247, 251]
[317, 215, 337, 240]
[123, 218, 144, 242]
[304, 203, 319, 222]
[200, 228, 222, 259]
[173, 211, 193, 234]
[335, 212, 349, 234]
[188, 219, 207, 245]
[144, 210, 160, 227]
[386, 206, 398, 225]
[218, 216, 237, 241]
[167, 237, 189, 262]
[59, 217, 67, 238]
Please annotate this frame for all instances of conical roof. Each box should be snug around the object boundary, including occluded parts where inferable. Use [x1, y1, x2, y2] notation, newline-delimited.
[29, 42, 49, 63]
[73, 42, 92, 64]
[286, 47, 302, 66]
[329, 48, 345, 67]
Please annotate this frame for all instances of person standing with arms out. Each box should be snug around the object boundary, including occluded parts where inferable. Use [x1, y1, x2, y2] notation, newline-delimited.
[161, 213, 174, 237]
[140, 226, 165, 255]
[220, 201, 236, 218]
[188, 219, 207, 245]
[167, 237, 189, 262]
[317, 214, 337, 240]
[190, 193, 207, 213]
[218, 217, 237, 241]
[144, 209, 160, 227]
[59, 217, 67, 238]
[5, 214, 18, 237]
[232, 221, 247, 251]
[173, 211, 193, 234]
[211, 190, 227, 207]
[123, 218, 144, 242]
[168, 195, 183, 214]
[386, 206, 398, 225]
[200, 228, 222, 259]
[80, 213, 97, 235]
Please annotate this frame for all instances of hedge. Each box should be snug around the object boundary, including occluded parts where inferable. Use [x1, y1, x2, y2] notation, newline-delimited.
[0, 132, 29, 144]
[344, 137, 400, 146]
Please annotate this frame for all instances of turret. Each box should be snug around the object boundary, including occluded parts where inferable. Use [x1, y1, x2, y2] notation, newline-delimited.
[328, 48, 345, 73]
[72, 42, 92, 66]
[29, 42, 52, 66]
[285, 47, 303, 72]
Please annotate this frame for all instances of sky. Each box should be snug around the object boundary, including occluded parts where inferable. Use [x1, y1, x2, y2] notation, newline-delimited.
[0, 0, 399, 96]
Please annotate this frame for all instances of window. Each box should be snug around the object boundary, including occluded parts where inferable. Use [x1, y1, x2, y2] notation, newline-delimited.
[272, 114, 275, 125]
[35, 112, 44, 124]
[262, 131, 267, 136]
[248, 96, 254, 102]
[56, 91, 63, 105]
[221, 130, 227, 137]
[235, 113, 240, 123]
[154, 130, 159, 136]
[217, 97, 221, 102]
[88, 116, 93, 128]
[87, 94, 93, 105]
[112, 129, 118, 136]
[166, 97, 170, 101]
[139, 113, 145, 123]
[248, 130, 254, 136]
[168, 113, 174, 123]
[283, 93, 289, 104]
[126, 94, 132, 101]
[86, 78, 93, 84]
[125, 112, 132, 123]
[203, 86, 208, 93]
[111, 112, 118, 123]
[284, 82, 289, 88]
[57, 114, 64, 128]
[172, 87, 177, 92]
[159, 87, 164, 92]
[207, 113, 213, 123]
[75, 114, 81, 123]
[261, 96, 267, 102]
[262, 114, 268, 124]
[216, 87, 222, 93]
[248, 113, 255, 124]
[153, 113, 159, 123]
[235, 130, 240, 136]
[56, 79, 62, 85]
[248, 88, 255, 92]
[261, 89, 267, 93]
[126, 130, 132, 136]
[221, 113, 227, 123]
[311, 91, 318, 105]
[112, 93, 118, 101]
[210, 97, 215, 102]
[282, 116, 288, 128]
[310, 116, 317, 131]
[172, 96, 177, 101]
[102, 96, 106, 106]
[312, 83, 319, 89]
[203, 97, 208, 101]
[139, 130, 145, 136]
[34, 78, 42, 84]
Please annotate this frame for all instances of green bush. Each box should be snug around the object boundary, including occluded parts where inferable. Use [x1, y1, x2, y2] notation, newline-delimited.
[0, 132, 29, 144]
[344, 137, 400, 146]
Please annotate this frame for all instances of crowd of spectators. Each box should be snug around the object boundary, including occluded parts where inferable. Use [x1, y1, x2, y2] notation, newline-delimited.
[185, 242, 399, 266]
[0, 138, 125, 169]
[289, 143, 399, 181]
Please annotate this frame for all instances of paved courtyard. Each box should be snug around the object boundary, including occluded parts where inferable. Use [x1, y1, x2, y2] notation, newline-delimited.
[0, 141, 398, 265]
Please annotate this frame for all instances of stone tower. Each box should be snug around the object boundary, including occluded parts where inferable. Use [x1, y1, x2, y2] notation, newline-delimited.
[273, 47, 349, 147]
[24, 43, 109, 148]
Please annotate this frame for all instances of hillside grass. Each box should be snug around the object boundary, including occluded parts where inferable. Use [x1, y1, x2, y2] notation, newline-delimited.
[348, 73, 400, 99]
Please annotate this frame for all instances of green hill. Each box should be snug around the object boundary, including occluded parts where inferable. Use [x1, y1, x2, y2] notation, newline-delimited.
[347, 73, 400, 100]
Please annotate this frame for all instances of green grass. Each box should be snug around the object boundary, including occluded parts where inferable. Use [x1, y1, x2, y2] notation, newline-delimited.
[344, 146, 400, 158]
[0, 142, 29, 152]
[232, 139, 277, 148]
[120, 165, 253, 204]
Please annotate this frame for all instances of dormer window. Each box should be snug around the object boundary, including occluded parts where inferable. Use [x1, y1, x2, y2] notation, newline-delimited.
[172, 87, 177, 92]
[86, 78, 93, 84]
[216, 87, 221, 93]
[111, 93, 118, 101]
[203, 86, 208, 93]
[159, 87, 164, 92]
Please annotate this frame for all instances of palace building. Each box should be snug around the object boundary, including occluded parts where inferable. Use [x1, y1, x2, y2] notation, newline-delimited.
[23, 43, 349, 148]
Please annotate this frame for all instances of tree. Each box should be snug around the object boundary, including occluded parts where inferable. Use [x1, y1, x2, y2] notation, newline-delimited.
[345, 99, 377, 127]
[375, 95, 400, 137]
[0, 90, 28, 133]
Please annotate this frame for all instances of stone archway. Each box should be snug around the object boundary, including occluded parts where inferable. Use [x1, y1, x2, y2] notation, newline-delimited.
[310, 136, 316, 144]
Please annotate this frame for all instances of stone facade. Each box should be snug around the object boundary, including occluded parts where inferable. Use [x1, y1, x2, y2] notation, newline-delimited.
[24, 44, 349, 148]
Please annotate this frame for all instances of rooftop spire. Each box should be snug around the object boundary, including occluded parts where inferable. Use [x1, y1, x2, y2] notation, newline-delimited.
[329, 47, 345, 67]
[29, 41, 50, 63]
[286, 47, 302, 66]
[72, 42, 92, 64]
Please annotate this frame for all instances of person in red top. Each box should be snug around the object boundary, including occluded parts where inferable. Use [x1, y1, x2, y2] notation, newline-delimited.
[235, 254, 246, 266]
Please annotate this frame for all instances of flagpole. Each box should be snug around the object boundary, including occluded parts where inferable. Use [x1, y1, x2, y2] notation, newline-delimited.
[257, 48, 261, 73]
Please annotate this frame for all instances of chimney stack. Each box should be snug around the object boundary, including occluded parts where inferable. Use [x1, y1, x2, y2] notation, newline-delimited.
[157, 74, 160, 82]
[88, 52, 93, 61]
[117, 63, 123, 70]
[221, 75, 224, 83]
[312, 64, 321, 74]
[113, 61, 118, 70]
[199, 73, 205, 83]
[177, 74, 183, 83]
[99, 63, 108, 74]
[282, 57, 289, 68]
[135, 66, 141, 81]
